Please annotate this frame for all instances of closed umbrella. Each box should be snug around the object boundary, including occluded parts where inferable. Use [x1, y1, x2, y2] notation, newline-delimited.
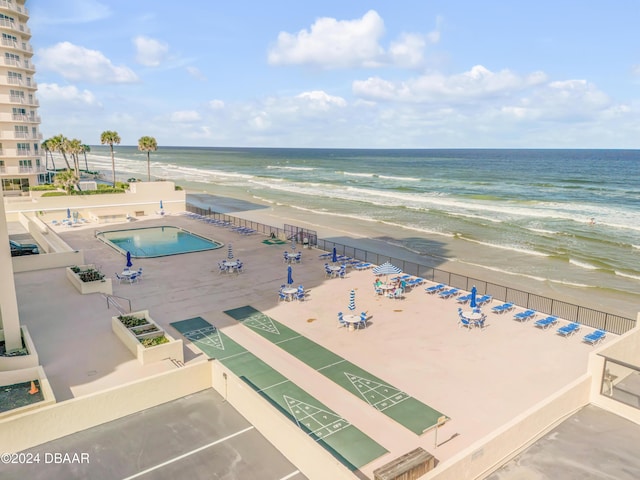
[287, 265, 293, 285]
[332, 247, 337, 263]
[227, 243, 234, 259]
[470, 285, 478, 308]
[348, 289, 356, 311]
[372, 261, 402, 282]
[126, 251, 133, 268]
[66, 208, 71, 219]
[160, 200, 163, 209]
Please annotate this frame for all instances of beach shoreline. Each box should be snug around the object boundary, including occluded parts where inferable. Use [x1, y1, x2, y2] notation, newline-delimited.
[185, 187, 639, 319]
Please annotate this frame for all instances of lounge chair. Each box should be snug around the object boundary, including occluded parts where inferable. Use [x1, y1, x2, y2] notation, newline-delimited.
[582, 329, 607, 346]
[491, 302, 514, 314]
[456, 294, 472, 304]
[475, 295, 493, 306]
[534, 316, 558, 329]
[557, 322, 581, 337]
[438, 288, 460, 299]
[513, 309, 536, 322]
[425, 283, 446, 294]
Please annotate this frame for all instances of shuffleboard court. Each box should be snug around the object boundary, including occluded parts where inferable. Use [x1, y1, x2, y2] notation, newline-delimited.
[224, 306, 447, 435]
[170, 317, 388, 470]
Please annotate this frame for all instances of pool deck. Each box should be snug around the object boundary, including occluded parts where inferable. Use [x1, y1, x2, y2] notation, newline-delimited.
[11, 213, 613, 478]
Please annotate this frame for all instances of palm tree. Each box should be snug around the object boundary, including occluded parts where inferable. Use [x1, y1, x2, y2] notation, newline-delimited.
[81, 144, 90, 171]
[100, 130, 121, 187]
[49, 134, 72, 170]
[41, 138, 55, 171]
[138, 136, 157, 182]
[53, 169, 78, 194]
[67, 138, 83, 179]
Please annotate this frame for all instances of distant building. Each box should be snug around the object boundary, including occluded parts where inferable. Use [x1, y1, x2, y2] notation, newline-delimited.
[0, 0, 44, 196]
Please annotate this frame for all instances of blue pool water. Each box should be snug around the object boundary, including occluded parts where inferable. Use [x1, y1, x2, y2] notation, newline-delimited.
[97, 226, 221, 257]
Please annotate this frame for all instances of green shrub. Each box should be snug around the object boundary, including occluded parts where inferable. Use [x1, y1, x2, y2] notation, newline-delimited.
[30, 185, 58, 191]
[118, 315, 149, 328]
[41, 191, 69, 197]
[140, 336, 169, 348]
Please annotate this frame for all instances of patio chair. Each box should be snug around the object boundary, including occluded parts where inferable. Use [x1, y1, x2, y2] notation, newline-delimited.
[356, 312, 368, 329]
[278, 291, 287, 302]
[114, 273, 124, 284]
[458, 317, 473, 330]
[534, 316, 558, 329]
[491, 302, 514, 314]
[513, 309, 536, 322]
[425, 283, 446, 294]
[439, 288, 459, 299]
[476, 295, 493, 306]
[456, 294, 472, 304]
[582, 329, 607, 346]
[557, 322, 581, 337]
[127, 273, 139, 284]
[337, 312, 348, 328]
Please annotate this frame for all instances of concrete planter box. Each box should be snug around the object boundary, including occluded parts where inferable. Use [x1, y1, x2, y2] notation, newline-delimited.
[0, 326, 39, 372]
[111, 310, 183, 365]
[66, 264, 112, 295]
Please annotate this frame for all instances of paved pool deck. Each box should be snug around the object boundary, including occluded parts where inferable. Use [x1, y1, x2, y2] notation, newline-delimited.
[8, 212, 628, 478]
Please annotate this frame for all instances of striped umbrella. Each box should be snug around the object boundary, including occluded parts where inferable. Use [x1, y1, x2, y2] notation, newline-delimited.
[227, 243, 234, 259]
[372, 261, 402, 282]
[348, 289, 356, 311]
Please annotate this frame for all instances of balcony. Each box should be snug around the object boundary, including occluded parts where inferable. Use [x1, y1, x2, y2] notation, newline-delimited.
[11, 114, 40, 123]
[0, 0, 29, 17]
[6, 77, 37, 89]
[0, 165, 46, 176]
[10, 132, 42, 140]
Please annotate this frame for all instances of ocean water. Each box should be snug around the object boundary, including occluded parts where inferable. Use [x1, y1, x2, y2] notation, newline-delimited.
[83, 146, 640, 316]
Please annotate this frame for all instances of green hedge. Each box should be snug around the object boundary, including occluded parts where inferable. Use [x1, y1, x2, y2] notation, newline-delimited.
[41, 191, 68, 197]
[30, 185, 58, 191]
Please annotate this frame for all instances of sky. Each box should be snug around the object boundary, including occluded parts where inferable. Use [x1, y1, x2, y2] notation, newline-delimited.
[27, 0, 640, 148]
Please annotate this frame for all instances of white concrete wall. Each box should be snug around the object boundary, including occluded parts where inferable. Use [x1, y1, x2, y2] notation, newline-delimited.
[210, 361, 356, 480]
[0, 361, 211, 454]
[0, 365, 55, 419]
[419, 376, 591, 480]
[0, 184, 22, 351]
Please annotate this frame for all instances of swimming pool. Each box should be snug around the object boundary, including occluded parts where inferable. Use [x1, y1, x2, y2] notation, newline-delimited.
[96, 226, 222, 258]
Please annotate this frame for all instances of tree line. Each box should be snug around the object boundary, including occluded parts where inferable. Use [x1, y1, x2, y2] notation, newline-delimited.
[41, 131, 158, 192]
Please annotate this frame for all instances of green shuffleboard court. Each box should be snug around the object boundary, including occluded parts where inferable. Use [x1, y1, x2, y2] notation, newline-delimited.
[170, 317, 388, 470]
[224, 306, 447, 435]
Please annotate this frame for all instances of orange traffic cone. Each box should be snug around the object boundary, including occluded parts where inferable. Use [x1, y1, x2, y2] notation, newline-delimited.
[28, 380, 39, 395]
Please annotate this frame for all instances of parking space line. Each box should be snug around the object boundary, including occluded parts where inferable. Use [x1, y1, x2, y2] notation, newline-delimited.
[121, 426, 255, 480]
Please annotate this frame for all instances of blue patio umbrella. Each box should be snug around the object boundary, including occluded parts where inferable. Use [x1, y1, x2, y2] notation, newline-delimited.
[227, 243, 234, 259]
[348, 289, 356, 311]
[66, 208, 71, 219]
[332, 247, 337, 263]
[470, 285, 478, 308]
[160, 200, 163, 209]
[287, 265, 293, 285]
[126, 251, 133, 268]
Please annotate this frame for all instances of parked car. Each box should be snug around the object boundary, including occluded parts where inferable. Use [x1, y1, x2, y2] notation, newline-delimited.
[10, 240, 39, 256]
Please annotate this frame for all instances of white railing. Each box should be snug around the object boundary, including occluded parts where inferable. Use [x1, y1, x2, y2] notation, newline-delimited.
[0, 165, 46, 175]
[0, 0, 28, 16]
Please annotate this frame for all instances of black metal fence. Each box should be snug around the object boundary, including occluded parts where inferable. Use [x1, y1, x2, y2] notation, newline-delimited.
[186, 204, 636, 335]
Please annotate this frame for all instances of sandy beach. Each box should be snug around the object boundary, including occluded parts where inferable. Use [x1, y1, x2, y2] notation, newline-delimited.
[186, 188, 639, 320]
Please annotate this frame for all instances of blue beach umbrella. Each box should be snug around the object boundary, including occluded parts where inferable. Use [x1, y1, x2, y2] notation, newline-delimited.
[332, 247, 337, 263]
[287, 265, 293, 285]
[126, 251, 133, 268]
[348, 289, 356, 311]
[66, 208, 71, 219]
[160, 200, 163, 209]
[470, 285, 478, 308]
[372, 261, 402, 280]
[227, 243, 234, 259]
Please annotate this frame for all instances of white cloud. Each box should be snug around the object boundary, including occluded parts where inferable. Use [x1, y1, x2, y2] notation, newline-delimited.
[296, 90, 347, 110]
[170, 110, 201, 122]
[267, 10, 440, 70]
[36, 42, 138, 84]
[133, 36, 169, 67]
[268, 10, 385, 68]
[186, 66, 207, 81]
[37, 83, 102, 107]
[353, 65, 548, 102]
